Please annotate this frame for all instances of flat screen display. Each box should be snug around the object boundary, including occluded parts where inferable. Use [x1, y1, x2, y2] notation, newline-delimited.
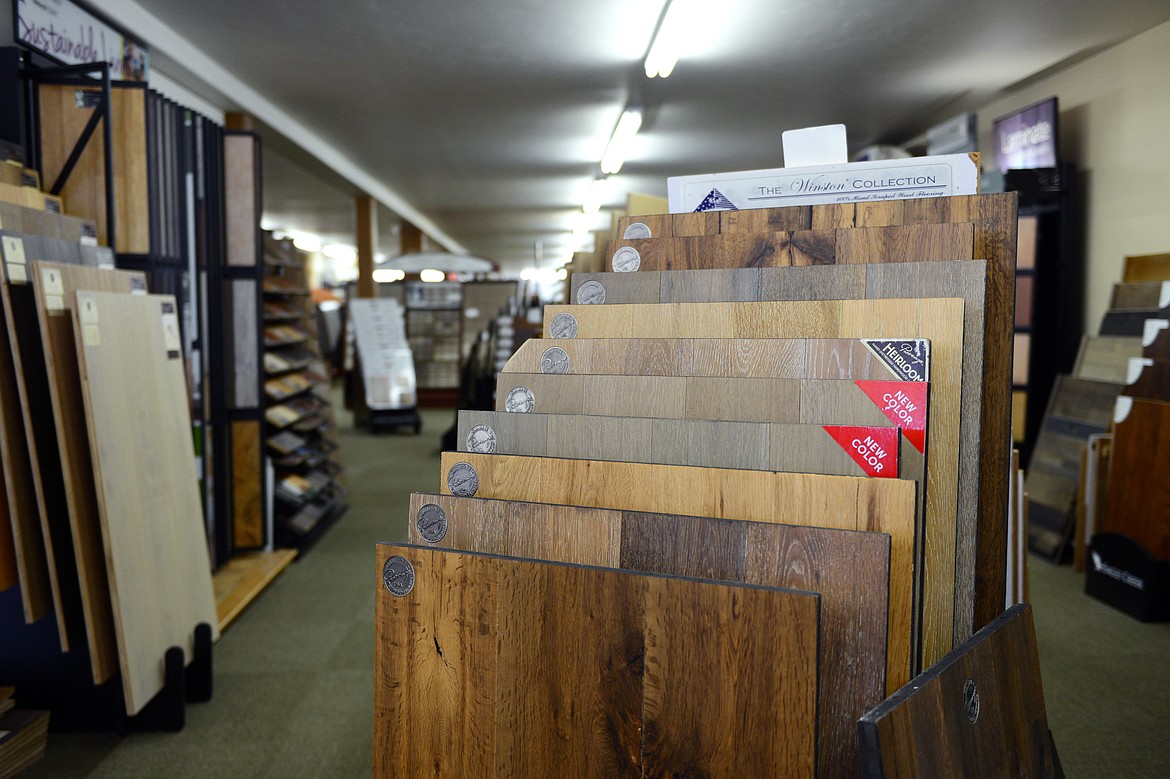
[993, 97, 1058, 172]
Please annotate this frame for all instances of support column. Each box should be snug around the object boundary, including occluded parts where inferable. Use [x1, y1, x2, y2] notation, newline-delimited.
[400, 221, 422, 255]
[355, 195, 377, 298]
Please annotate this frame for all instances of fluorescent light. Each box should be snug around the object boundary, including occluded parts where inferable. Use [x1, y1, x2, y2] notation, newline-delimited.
[582, 177, 611, 214]
[288, 231, 322, 253]
[600, 109, 642, 175]
[419, 268, 446, 283]
[645, 0, 691, 78]
[322, 243, 357, 261]
[373, 268, 405, 283]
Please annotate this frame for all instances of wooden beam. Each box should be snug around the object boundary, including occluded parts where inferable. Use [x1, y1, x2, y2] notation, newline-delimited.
[400, 221, 422, 255]
[355, 195, 377, 298]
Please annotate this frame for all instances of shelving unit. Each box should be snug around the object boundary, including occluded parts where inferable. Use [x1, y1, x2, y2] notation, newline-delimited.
[404, 279, 461, 404]
[262, 234, 348, 548]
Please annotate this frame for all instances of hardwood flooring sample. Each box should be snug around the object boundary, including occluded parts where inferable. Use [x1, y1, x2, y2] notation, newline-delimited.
[618, 194, 1018, 633]
[407, 493, 891, 777]
[0, 446, 16, 594]
[72, 291, 218, 715]
[1122, 252, 1170, 282]
[1100, 309, 1163, 337]
[375, 543, 819, 778]
[605, 223, 973, 272]
[1142, 319, 1170, 360]
[540, 297, 966, 666]
[31, 262, 145, 683]
[440, 451, 917, 689]
[1121, 357, 1170, 401]
[1110, 281, 1170, 311]
[460, 409, 917, 479]
[858, 604, 1055, 778]
[1101, 397, 1170, 561]
[1073, 335, 1143, 384]
[0, 241, 52, 624]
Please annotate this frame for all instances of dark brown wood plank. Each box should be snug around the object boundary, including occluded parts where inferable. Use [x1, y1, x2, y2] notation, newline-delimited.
[1122, 357, 1170, 401]
[1100, 397, 1170, 561]
[859, 604, 1054, 778]
[1123, 252, 1170, 282]
[374, 542, 819, 777]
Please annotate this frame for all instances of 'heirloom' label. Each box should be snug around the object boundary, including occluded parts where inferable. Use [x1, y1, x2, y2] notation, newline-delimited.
[823, 426, 900, 478]
[861, 338, 930, 382]
[855, 380, 928, 453]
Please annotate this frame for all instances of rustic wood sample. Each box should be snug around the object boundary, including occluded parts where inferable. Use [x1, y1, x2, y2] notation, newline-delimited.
[460, 409, 919, 480]
[375, 543, 819, 778]
[72, 291, 218, 715]
[540, 297, 966, 666]
[858, 604, 1055, 778]
[407, 493, 891, 777]
[617, 194, 1018, 634]
[1073, 335, 1143, 384]
[1122, 252, 1170, 283]
[1101, 397, 1170, 562]
[1121, 357, 1170, 401]
[1025, 375, 1123, 560]
[605, 223, 973, 272]
[30, 262, 145, 683]
[0, 243, 52, 624]
[1100, 309, 1164, 337]
[1110, 281, 1170, 311]
[440, 451, 917, 689]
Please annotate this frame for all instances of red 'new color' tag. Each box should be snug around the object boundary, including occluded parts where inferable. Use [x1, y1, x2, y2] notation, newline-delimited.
[855, 380, 928, 454]
[822, 426, 900, 478]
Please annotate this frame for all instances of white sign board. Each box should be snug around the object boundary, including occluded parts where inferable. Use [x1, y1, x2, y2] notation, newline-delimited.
[16, 0, 149, 81]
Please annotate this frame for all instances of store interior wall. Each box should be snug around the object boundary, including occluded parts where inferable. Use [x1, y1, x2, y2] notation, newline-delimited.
[973, 18, 1170, 333]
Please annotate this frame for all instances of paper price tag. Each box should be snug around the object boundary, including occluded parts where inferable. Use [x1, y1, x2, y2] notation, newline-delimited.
[82, 323, 101, 346]
[79, 297, 100, 324]
[41, 267, 65, 296]
[2, 236, 26, 265]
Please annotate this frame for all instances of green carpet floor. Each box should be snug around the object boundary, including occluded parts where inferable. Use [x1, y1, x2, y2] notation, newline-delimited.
[22, 405, 1170, 776]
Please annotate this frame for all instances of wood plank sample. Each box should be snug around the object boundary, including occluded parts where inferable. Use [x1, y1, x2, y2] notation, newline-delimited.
[1101, 397, 1170, 562]
[440, 451, 917, 689]
[1073, 335, 1143, 384]
[1100, 309, 1163, 337]
[375, 543, 819, 778]
[1122, 252, 1170, 283]
[231, 420, 264, 549]
[460, 409, 918, 480]
[1110, 281, 1170, 311]
[30, 262, 145, 683]
[605, 223, 973, 272]
[0, 445, 16, 594]
[407, 493, 891, 777]
[540, 297, 965, 666]
[1025, 376, 1123, 560]
[859, 604, 1053, 778]
[0, 242, 52, 623]
[72, 291, 218, 715]
[1121, 357, 1170, 401]
[621, 193, 1019, 633]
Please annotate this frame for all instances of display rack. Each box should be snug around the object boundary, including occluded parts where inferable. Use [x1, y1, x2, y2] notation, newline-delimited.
[262, 234, 348, 549]
[404, 279, 461, 404]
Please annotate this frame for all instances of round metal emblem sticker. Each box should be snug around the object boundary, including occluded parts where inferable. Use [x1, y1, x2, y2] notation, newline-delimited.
[963, 678, 980, 724]
[611, 246, 641, 273]
[416, 503, 448, 543]
[447, 461, 479, 497]
[540, 346, 570, 374]
[549, 312, 578, 339]
[576, 280, 606, 305]
[382, 555, 415, 596]
[466, 424, 497, 453]
[622, 222, 652, 240]
[505, 386, 535, 413]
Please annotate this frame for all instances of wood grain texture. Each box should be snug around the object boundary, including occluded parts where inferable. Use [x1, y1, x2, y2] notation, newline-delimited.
[406, 492, 891, 777]
[1122, 358, 1170, 401]
[72, 291, 218, 715]
[606, 223, 971, 272]
[540, 297, 965, 666]
[0, 256, 52, 623]
[1073, 335, 1143, 384]
[1143, 322, 1170, 361]
[0, 438, 16, 593]
[1122, 252, 1170, 283]
[231, 420, 264, 549]
[858, 604, 1055, 779]
[1101, 397, 1170, 561]
[1111, 281, 1170, 311]
[31, 262, 144, 684]
[374, 542, 819, 778]
[439, 452, 917, 689]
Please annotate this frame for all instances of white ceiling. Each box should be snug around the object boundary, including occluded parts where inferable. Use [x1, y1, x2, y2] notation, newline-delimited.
[115, 0, 1170, 271]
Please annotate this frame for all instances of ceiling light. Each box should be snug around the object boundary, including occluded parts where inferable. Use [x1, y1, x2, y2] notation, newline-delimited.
[419, 268, 446, 283]
[322, 243, 357, 261]
[557, 268, 568, 281]
[582, 177, 611, 214]
[288, 231, 322, 253]
[373, 268, 405, 283]
[600, 109, 642, 175]
[644, 0, 693, 78]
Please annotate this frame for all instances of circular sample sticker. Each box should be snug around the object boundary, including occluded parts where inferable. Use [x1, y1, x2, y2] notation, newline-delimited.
[447, 461, 479, 497]
[549, 312, 578, 339]
[611, 246, 641, 273]
[505, 386, 536, 413]
[466, 424, 497, 453]
[540, 346, 570, 374]
[416, 503, 448, 543]
[963, 678, 980, 724]
[382, 555, 415, 596]
[622, 222, 652, 240]
[576, 280, 606, 305]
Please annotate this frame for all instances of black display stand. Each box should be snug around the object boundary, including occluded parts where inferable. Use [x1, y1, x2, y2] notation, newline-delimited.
[1085, 532, 1170, 622]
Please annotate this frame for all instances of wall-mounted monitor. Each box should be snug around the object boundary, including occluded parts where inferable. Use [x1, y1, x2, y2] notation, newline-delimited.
[993, 97, 1058, 172]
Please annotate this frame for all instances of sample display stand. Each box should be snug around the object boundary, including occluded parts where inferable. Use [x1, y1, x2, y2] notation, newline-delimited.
[405, 280, 462, 405]
[350, 297, 421, 434]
